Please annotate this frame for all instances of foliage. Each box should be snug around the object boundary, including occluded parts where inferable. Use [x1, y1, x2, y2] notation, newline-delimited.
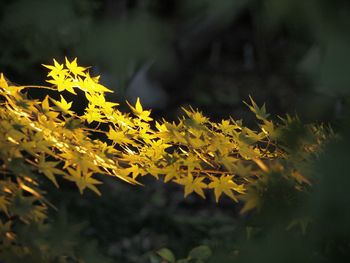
[0, 58, 330, 261]
[150, 245, 212, 263]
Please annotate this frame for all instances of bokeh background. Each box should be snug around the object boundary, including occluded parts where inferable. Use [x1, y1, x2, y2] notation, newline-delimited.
[1, 0, 350, 262]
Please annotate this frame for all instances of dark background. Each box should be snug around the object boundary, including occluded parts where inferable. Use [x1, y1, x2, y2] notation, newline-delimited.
[1, 0, 350, 262]
[2, 0, 349, 122]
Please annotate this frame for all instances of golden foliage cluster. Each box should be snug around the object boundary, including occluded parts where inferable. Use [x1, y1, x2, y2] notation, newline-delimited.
[0, 58, 329, 253]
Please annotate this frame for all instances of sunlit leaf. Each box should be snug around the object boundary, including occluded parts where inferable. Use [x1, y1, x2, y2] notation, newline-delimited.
[42, 59, 67, 78]
[208, 175, 245, 202]
[175, 173, 207, 198]
[127, 97, 153, 122]
[65, 57, 87, 77]
[51, 95, 74, 115]
[37, 155, 65, 187]
[66, 166, 102, 195]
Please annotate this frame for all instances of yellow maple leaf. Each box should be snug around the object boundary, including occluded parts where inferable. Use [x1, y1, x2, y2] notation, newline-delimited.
[85, 93, 105, 105]
[0, 73, 23, 97]
[42, 59, 67, 78]
[0, 73, 9, 89]
[83, 73, 113, 94]
[163, 163, 181, 183]
[66, 166, 102, 195]
[65, 57, 87, 77]
[208, 175, 245, 202]
[41, 95, 60, 119]
[84, 105, 103, 124]
[146, 139, 171, 161]
[180, 153, 202, 172]
[119, 164, 140, 179]
[51, 95, 74, 115]
[107, 126, 133, 145]
[37, 155, 65, 187]
[175, 172, 207, 198]
[127, 97, 153, 122]
[47, 73, 76, 94]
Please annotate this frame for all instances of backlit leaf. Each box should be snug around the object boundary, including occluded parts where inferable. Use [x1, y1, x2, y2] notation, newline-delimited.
[51, 95, 74, 115]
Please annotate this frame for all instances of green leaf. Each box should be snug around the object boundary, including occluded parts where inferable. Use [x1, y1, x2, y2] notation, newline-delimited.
[149, 254, 162, 263]
[156, 248, 176, 263]
[188, 245, 212, 260]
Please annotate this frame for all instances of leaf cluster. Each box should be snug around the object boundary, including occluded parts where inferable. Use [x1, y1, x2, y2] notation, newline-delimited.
[0, 58, 330, 261]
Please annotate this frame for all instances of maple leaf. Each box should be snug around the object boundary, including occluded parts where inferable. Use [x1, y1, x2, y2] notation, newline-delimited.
[65, 57, 87, 77]
[119, 164, 140, 179]
[180, 153, 202, 172]
[244, 96, 270, 121]
[127, 97, 153, 122]
[31, 132, 56, 156]
[0, 73, 24, 98]
[60, 149, 102, 175]
[66, 166, 102, 195]
[107, 126, 133, 145]
[163, 164, 181, 183]
[42, 59, 67, 78]
[208, 175, 245, 202]
[111, 110, 135, 128]
[238, 143, 259, 160]
[218, 156, 239, 172]
[232, 162, 253, 178]
[218, 119, 236, 134]
[47, 73, 76, 94]
[41, 95, 60, 119]
[51, 95, 74, 115]
[83, 73, 113, 93]
[146, 139, 171, 161]
[0, 73, 9, 89]
[37, 155, 65, 187]
[175, 173, 207, 198]
[183, 107, 208, 124]
[261, 120, 275, 137]
[85, 110, 103, 124]
[84, 105, 103, 124]
[85, 93, 106, 106]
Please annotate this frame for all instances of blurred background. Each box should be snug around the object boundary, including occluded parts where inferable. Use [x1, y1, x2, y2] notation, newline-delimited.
[1, 0, 350, 262]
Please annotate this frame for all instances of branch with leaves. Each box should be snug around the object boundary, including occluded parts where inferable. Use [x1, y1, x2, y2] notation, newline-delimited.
[0, 58, 330, 260]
